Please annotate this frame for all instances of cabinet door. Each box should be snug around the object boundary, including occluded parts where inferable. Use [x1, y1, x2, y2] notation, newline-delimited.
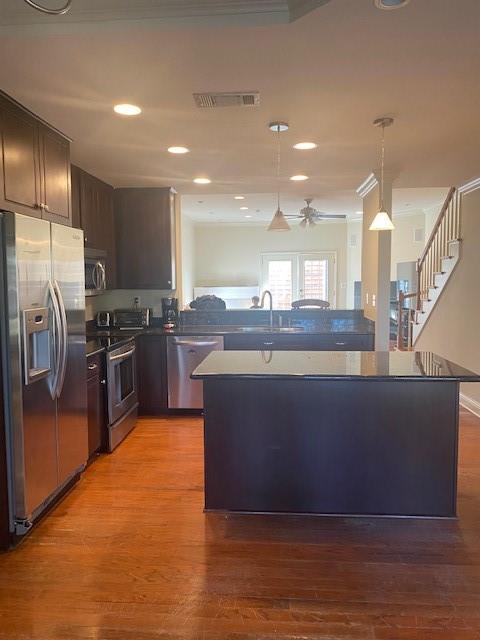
[115, 188, 176, 289]
[79, 170, 102, 248]
[136, 336, 168, 414]
[0, 101, 41, 217]
[70, 164, 82, 228]
[97, 179, 116, 288]
[39, 127, 71, 225]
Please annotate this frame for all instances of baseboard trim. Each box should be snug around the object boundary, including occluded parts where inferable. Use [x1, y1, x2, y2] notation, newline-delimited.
[460, 393, 480, 418]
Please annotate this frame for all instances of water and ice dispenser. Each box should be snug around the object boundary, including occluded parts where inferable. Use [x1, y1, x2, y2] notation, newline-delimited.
[22, 308, 51, 385]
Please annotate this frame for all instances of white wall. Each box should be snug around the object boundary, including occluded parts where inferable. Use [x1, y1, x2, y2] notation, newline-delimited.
[346, 218, 362, 308]
[193, 222, 348, 308]
[390, 212, 426, 279]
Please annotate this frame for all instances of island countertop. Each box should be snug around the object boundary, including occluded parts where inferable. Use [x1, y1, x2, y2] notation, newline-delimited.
[192, 350, 480, 382]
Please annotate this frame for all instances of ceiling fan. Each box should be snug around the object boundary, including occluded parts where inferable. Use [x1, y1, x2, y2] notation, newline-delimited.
[285, 199, 347, 228]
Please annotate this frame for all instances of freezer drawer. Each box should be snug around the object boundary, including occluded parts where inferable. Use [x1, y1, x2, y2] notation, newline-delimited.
[167, 336, 224, 409]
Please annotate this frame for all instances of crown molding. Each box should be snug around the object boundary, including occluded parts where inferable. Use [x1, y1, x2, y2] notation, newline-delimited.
[356, 173, 378, 199]
[458, 177, 480, 195]
[0, 0, 332, 32]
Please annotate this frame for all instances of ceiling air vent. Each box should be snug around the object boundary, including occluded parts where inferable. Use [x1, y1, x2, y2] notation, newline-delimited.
[193, 91, 260, 108]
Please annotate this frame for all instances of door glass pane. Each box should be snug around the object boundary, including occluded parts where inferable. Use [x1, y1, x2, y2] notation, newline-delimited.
[302, 259, 328, 301]
[267, 260, 292, 309]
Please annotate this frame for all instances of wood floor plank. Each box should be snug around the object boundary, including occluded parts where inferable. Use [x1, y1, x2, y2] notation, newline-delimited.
[0, 411, 479, 639]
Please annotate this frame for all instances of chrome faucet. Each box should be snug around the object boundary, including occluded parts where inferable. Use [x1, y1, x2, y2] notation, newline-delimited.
[260, 290, 274, 328]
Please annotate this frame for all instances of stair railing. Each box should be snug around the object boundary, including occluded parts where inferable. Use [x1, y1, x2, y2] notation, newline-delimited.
[416, 187, 460, 312]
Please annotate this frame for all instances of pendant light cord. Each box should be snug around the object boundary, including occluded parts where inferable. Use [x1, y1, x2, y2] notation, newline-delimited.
[276, 126, 281, 212]
[380, 123, 385, 211]
[23, 0, 72, 15]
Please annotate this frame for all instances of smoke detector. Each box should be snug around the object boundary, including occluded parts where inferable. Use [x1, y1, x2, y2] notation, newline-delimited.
[193, 91, 260, 108]
[374, 0, 410, 9]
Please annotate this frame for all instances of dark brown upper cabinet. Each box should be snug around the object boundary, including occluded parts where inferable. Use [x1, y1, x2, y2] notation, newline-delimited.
[0, 93, 71, 226]
[71, 165, 116, 288]
[114, 187, 177, 290]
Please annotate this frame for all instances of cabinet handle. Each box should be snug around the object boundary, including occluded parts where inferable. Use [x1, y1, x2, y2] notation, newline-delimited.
[84, 237, 88, 244]
[263, 341, 274, 346]
[88, 363, 98, 370]
[100, 379, 106, 385]
[335, 342, 347, 346]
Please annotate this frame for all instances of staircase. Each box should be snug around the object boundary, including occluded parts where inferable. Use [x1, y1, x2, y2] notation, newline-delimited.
[411, 186, 461, 344]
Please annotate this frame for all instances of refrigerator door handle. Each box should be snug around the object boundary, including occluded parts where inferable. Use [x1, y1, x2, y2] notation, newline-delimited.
[53, 280, 68, 399]
[47, 280, 62, 400]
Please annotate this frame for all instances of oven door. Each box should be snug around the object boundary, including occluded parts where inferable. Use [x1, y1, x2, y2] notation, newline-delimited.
[107, 342, 138, 424]
[85, 256, 106, 296]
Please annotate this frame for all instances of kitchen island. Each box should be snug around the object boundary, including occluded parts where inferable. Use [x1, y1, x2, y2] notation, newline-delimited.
[192, 350, 480, 518]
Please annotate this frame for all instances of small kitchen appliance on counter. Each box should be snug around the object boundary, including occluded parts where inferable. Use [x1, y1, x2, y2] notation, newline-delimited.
[112, 308, 151, 330]
[162, 297, 179, 329]
[96, 311, 111, 328]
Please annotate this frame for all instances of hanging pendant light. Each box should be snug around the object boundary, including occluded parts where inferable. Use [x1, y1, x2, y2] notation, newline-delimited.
[267, 122, 291, 232]
[369, 117, 395, 231]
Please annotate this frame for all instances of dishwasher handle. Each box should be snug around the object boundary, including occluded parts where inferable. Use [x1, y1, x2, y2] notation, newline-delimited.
[173, 340, 222, 348]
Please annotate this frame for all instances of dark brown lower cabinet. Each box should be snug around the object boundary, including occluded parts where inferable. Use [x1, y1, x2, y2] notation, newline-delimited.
[223, 333, 374, 351]
[86, 353, 106, 457]
[136, 336, 168, 415]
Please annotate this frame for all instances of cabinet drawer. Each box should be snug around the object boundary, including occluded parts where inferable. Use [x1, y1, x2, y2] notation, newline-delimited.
[224, 332, 374, 351]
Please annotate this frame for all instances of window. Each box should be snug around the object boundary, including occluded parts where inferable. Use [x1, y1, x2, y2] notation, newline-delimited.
[261, 252, 336, 309]
[266, 260, 293, 309]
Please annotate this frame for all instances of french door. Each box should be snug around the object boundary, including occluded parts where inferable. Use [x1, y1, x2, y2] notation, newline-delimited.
[261, 252, 336, 309]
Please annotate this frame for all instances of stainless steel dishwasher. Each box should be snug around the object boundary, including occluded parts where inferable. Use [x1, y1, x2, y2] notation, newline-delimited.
[167, 335, 224, 408]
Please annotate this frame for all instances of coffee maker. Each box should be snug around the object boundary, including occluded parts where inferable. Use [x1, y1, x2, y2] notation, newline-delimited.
[161, 297, 179, 328]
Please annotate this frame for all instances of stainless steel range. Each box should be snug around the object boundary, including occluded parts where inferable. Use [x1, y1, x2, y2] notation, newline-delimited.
[105, 337, 138, 451]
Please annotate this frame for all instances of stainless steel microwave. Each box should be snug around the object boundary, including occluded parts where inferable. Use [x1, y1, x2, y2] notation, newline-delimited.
[85, 248, 107, 296]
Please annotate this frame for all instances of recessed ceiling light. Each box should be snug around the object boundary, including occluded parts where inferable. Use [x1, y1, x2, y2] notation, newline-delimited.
[113, 103, 142, 116]
[193, 177, 211, 184]
[374, 0, 410, 9]
[234, 196, 245, 200]
[168, 146, 190, 154]
[293, 142, 317, 150]
[240, 206, 249, 210]
[290, 175, 309, 181]
[245, 215, 252, 219]
[356, 210, 363, 215]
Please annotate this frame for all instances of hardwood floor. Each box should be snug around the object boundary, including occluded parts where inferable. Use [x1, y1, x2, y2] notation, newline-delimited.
[0, 410, 480, 639]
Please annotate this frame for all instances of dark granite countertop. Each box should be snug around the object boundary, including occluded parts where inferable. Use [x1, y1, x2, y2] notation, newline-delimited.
[191, 350, 480, 382]
[87, 323, 374, 338]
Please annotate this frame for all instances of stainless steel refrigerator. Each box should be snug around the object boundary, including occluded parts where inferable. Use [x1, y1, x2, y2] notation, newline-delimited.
[0, 211, 87, 536]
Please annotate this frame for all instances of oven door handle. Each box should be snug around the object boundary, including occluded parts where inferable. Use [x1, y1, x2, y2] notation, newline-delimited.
[108, 348, 135, 361]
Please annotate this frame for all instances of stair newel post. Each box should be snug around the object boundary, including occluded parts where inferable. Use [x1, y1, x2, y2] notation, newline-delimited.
[416, 259, 422, 311]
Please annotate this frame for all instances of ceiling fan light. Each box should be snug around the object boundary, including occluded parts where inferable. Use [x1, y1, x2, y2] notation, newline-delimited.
[369, 210, 395, 231]
[268, 208, 291, 232]
[299, 218, 308, 229]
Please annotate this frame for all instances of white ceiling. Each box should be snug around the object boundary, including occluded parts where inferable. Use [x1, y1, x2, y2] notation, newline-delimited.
[0, 0, 478, 213]
[182, 187, 449, 224]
